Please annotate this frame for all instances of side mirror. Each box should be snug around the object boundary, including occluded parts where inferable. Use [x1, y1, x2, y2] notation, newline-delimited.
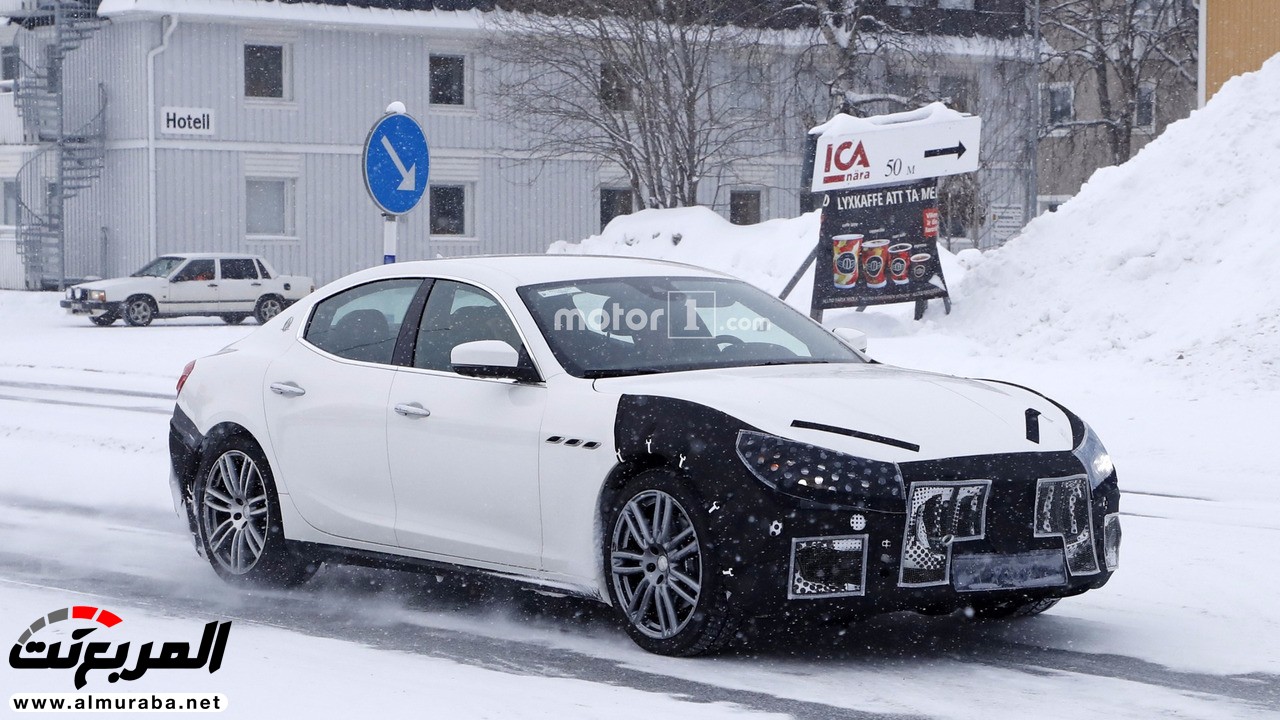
[832, 327, 869, 353]
[450, 340, 539, 382]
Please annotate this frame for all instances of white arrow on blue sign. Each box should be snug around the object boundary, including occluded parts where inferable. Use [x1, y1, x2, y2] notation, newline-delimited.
[362, 113, 430, 216]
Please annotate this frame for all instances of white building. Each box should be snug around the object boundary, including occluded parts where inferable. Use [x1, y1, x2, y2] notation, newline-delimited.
[0, 0, 1037, 289]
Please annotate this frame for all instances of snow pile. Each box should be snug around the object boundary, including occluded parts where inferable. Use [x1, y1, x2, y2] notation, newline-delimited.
[952, 56, 1280, 381]
[548, 207, 820, 298]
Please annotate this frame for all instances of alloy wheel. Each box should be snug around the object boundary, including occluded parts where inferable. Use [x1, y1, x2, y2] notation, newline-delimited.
[200, 450, 271, 575]
[609, 489, 703, 639]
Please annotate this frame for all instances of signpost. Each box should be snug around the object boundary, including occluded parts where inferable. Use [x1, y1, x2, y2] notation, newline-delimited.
[362, 103, 430, 264]
[799, 104, 981, 321]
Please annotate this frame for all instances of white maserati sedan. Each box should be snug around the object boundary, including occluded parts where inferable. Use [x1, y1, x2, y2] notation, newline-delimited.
[169, 256, 1120, 656]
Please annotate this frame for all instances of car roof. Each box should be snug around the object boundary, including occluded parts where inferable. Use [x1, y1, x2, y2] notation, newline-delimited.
[339, 254, 734, 290]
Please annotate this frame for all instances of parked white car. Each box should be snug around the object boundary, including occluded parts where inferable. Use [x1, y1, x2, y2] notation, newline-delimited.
[61, 253, 314, 327]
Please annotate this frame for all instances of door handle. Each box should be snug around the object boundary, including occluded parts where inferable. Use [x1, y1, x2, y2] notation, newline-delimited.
[208, 283, 218, 287]
[394, 402, 431, 418]
[269, 382, 306, 397]
[251, 282, 262, 286]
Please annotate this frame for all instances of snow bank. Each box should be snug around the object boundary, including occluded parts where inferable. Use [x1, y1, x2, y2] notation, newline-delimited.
[950, 56, 1280, 382]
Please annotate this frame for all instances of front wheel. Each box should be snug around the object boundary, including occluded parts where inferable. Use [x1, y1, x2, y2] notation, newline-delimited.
[89, 313, 118, 327]
[220, 314, 247, 325]
[604, 470, 739, 656]
[194, 432, 317, 587]
[122, 297, 155, 327]
[254, 296, 284, 324]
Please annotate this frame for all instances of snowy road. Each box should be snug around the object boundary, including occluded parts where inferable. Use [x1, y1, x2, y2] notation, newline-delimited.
[2, 293, 1278, 719]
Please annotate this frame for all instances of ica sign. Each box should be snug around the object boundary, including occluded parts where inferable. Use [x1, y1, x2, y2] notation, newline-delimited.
[811, 114, 982, 192]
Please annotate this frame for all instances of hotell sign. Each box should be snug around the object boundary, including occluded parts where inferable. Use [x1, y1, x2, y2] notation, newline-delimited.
[160, 107, 215, 136]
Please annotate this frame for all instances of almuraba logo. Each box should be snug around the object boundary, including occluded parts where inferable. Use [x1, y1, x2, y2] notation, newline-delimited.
[9, 606, 232, 689]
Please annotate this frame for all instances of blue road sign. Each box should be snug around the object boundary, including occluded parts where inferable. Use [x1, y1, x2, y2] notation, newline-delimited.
[362, 113, 430, 216]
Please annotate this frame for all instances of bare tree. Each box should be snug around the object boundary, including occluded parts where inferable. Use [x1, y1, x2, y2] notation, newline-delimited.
[484, 1, 772, 210]
[1041, 0, 1196, 163]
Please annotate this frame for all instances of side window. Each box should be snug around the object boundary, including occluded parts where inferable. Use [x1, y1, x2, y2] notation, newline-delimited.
[173, 259, 215, 282]
[256, 259, 273, 279]
[304, 279, 423, 365]
[413, 280, 524, 372]
[220, 258, 259, 280]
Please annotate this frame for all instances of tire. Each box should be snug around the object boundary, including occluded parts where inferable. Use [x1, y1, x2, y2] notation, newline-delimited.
[122, 296, 156, 327]
[254, 296, 284, 325]
[89, 313, 118, 327]
[968, 597, 1060, 620]
[220, 314, 247, 325]
[193, 430, 317, 587]
[603, 469, 740, 656]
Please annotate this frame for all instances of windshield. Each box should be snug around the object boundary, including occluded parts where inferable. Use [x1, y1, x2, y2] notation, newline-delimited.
[518, 276, 865, 379]
[131, 256, 186, 278]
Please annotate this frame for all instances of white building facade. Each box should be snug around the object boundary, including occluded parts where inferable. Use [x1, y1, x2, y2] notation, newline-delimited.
[0, 0, 1036, 289]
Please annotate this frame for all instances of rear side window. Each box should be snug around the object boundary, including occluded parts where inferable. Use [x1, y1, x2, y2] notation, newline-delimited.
[256, 260, 273, 279]
[220, 258, 259, 280]
[304, 279, 423, 365]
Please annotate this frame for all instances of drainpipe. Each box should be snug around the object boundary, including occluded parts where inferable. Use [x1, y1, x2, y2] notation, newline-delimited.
[146, 15, 177, 259]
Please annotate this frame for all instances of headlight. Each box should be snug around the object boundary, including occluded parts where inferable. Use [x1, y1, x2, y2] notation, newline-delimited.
[735, 430, 903, 506]
[87, 290, 107, 302]
[1073, 423, 1114, 489]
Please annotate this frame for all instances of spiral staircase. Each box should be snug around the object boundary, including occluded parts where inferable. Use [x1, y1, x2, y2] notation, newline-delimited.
[9, 0, 106, 290]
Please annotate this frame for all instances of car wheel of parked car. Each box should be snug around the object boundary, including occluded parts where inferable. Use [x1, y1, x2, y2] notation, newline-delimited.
[220, 314, 247, 325]
[89, 313, 118, 327]
[194, 430, 317, 587]
[254, 296, 284, 324]
[122, 296, 156, 327]
[969, 597, 1060, 620]
[604, 470, 740, 656]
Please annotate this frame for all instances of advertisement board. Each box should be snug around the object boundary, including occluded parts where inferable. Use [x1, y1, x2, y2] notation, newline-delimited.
[811, 178, 950, 313]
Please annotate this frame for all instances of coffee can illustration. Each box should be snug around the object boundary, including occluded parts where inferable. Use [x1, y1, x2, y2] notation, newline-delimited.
[888, 243, 913, 285]
[909, 253, 933, 282]
[861, 239, 890, 289]
[833, 234, 863, 288]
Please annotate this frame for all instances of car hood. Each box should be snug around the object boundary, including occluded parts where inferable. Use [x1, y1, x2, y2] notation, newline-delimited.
[74, 277, 160, 293]
[592, 363, 1075, 462]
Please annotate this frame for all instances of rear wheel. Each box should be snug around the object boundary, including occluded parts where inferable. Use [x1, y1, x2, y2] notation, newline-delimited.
[604, 470, 739, 656]
[194, 431, 317, 587]
[89, 313, 118, 326]
[254, 296, 284, 324]
[220, 314, 247, 325]
[122, 296, 156, 327]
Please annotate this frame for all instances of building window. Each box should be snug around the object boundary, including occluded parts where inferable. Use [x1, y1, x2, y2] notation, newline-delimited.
[45, 45, 59, 95]
[940, 76, 974, 114]
[3, 180, 18, 225]
[937, 0, 975, 8]
[1, 47, 19, 85]
[244, 44, 286, 99]
[246, 178, 295, 236]
[600, 188, 633, 230]
[1135, 84, 1156, 131]
[429, 55, 466, 106]
[430, 184, 468, 236]
[600, 63, 632, 112]
[729, 190, 761, 225]
[1045, 83, 1074, 126]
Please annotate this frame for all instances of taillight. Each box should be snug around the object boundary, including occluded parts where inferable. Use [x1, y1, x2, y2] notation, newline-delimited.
[176, 360, 196, 396]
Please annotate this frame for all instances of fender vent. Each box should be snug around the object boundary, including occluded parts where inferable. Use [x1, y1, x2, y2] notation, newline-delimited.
[545, 436, 601, 450]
